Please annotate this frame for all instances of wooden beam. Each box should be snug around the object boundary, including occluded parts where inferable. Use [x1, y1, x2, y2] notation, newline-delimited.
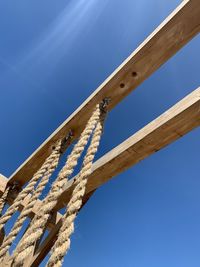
[8, 0, 200, 186]
[1, 87, 199, 264]
[26, 86, 200, 265]
[1, 86, 200, 227]
[53, 87, 200, 210]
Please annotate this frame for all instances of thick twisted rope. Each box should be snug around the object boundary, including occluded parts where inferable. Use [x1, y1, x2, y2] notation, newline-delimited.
[47, 112, 105, 267]
[0, 186, 10, 215]
[12, 105, 101, 267]
[0, 140, 62, 262]
[0, 145, 62, 232]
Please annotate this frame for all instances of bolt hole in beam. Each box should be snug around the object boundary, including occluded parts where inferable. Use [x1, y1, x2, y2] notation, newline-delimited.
[120, 83, 125, 88]
[131, 71, 138, 78]
[119, 71, 138, 89]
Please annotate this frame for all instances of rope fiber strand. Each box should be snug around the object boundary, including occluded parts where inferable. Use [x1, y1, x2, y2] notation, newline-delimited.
[0, 186, 10, 215]
[12, 104, 102, 267]
[0, 144, 63, 232]
[47, 110, 106, 267]
[0, 140, 62, 263]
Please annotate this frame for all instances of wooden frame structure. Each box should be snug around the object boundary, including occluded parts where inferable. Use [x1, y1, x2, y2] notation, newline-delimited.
[0, 0, 200, 265]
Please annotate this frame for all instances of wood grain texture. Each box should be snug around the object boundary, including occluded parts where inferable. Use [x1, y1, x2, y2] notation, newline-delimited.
[8, 0, 200, 186]
[54, 87, 200, 210]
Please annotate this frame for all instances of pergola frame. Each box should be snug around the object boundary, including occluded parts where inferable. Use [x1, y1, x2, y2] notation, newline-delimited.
[0, 0, 200, 265]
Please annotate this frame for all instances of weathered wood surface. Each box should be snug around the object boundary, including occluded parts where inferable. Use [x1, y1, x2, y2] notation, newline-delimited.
[54, 87, 200, 210]
[8, 0, 200, 186]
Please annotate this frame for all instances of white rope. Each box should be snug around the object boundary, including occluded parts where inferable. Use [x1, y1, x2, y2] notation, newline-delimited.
[47, 112, 105, 267]
[0, 140, 62, 262]
[0, 147, 61, 231]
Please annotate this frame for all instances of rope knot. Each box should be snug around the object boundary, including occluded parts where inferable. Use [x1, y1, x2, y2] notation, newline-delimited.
[99, 97, 111, 114]
[60, 130, 73, 154]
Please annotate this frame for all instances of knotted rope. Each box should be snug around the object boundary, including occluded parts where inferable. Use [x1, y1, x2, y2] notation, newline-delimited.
[0, 144, 63, 232]
[47, 110, 105, 267]
[0, 140, 62, 262]
[12, 104, 101, 267]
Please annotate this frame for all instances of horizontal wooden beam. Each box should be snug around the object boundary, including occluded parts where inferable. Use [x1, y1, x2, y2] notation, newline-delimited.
[8, 0, 200, 186]
[54, 87, 200, 210]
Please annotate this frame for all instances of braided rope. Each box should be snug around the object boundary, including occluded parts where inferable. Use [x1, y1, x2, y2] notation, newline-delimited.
[12, 105, 101, 267]
[47, 112, 105, 267]
[0, 140, 62, 262]
[0, 146, 61, 231]
[0, 186, 10, 215]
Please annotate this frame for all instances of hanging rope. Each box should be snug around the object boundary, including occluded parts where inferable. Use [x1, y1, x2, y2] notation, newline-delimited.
[12, 104, 102, 267]
[0, 185, 11, 247]
[47, 109, 106, 267]
[0, 140, 63, 262]
[0, 186, 10, 215]
[0, 143, 64, 232]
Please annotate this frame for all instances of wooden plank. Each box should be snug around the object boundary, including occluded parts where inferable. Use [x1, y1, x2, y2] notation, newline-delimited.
[53, 87, 200, 210]
[8, 0, 200, 186]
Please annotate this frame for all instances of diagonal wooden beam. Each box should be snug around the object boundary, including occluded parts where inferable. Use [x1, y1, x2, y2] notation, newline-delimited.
[1, 86, 199, 264]
[1, 86, 200, 229]
[8, 0, 200, 186]
[54, 87, 200, 210]
[27, 86, 200, 265]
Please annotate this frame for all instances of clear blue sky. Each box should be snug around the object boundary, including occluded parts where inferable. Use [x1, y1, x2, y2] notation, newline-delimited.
[0, 0, 200, 266]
